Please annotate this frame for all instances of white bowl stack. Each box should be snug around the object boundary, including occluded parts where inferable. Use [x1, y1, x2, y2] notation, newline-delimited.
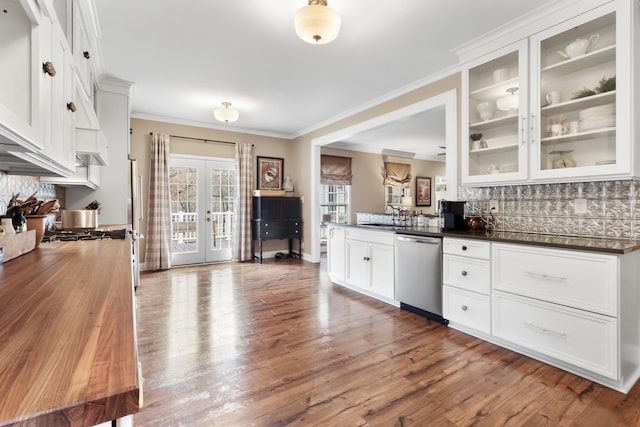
[578, 103, 615, 132]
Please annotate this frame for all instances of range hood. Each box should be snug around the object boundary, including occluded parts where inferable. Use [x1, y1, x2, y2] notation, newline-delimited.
[75, 85, 109, 166]
[76, 128, 108, 166]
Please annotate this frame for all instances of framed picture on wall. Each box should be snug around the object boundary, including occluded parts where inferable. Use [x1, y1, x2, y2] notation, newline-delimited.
[415, 176, 432, 206]
[257, 156, 284, 190]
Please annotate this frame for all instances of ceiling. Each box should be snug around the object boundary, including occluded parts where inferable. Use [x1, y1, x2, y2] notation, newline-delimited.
[94, 0, 553, 152]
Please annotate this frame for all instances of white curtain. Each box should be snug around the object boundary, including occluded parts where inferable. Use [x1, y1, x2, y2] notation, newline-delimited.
[145, 133, 172, 270]
[234, 143, 253, 261]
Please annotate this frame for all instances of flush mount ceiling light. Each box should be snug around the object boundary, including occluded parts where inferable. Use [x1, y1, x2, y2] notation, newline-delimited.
[214, 102, 239, 123]
[294, 0, 341, 45]
[496, 87, 520, 112]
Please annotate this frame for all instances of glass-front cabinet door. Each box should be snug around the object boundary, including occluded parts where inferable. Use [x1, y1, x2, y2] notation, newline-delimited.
[462, 40, 529, 185]
[530, 3, 624, 181]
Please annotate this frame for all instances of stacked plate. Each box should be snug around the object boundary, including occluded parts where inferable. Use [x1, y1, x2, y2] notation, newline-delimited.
[578, 103, 616, 132]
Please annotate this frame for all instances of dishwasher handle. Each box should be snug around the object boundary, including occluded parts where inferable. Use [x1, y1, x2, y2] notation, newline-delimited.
[395, 235, 441, 245]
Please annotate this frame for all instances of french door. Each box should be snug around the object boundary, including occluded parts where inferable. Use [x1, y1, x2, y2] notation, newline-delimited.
[169, 155, 235, 265]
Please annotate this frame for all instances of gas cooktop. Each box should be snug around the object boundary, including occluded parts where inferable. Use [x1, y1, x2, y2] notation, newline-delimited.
[42, 229, 127, 242]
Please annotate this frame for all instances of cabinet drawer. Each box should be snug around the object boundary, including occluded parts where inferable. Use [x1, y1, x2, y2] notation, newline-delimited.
[443, 254, 490, 294]
[493, 243, 617, 316]
[443, 285, 490, 334]
[493, 291, 618, 379]
[443, 237, 490, 259]
[346, 228, 394, 246]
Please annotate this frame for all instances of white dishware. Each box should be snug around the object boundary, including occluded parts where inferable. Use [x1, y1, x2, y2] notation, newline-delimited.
[545, 90, 561, 105]
[476, 101, 495, 121]
[491, 68, 509, 83]
[557, 34, 600, 59]
[550, 123, 567, 136]
[569, 121, 579, 134]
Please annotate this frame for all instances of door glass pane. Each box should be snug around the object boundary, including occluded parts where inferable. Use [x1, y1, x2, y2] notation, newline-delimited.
[210, 166, 234, 251]
[170, 166, 198, 254]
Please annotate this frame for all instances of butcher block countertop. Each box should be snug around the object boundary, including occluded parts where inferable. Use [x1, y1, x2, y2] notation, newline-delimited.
[0, 239, 139, 426]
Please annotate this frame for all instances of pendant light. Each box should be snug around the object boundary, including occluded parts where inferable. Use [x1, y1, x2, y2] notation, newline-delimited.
[214, 102, 239, 123]
[294, 0, 341, 45]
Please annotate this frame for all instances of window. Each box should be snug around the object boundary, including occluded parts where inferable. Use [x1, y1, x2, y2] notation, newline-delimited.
[320, 184, 350, 224]
[385, 186, 404, 207]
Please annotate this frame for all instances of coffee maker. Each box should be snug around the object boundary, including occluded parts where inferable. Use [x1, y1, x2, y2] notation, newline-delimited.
[439, 200, 466, 230]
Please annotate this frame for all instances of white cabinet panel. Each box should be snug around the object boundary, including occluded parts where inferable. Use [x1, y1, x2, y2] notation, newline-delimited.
[493, 291, 618, 379]
[327, 226, 345, 283]
[443, 237, 490, 259]
[493, 243, 618, 316]
[0, 0, 43, 152]
[344, 229, 395, 303]
[443, 254, 490, 294]
[444, 285, 491, 334]
[369, 242, 394, 300]
[345, 239, 368, 290]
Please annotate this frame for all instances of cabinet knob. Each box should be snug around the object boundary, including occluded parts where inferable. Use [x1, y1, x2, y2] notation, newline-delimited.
[66, 102, 77, 112]
[83, 51, 91, 59]
[265, 231, 269, 235]
[363, 256, 370, 261]
[461, 245, 467, 251]
[461, 305, 468, 311]
[42, 61, 56, 77]
[461, 270, 468, 276]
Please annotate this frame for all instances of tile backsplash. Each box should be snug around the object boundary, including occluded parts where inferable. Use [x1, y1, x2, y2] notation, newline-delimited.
[459, 180, 638, 239]
[0, 172, 59, 216]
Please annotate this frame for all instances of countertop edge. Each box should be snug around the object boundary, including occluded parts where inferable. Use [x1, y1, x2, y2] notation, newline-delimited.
[332, 223, 640, 255]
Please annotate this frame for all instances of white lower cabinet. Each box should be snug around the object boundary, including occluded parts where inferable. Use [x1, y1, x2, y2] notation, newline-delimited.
[326, 225, 345, 284]
[443, 238, 491, 334]
[443, 285, 491, 334]
[493, 290, 618, 379]
[443, 238, 640, 392]
[343, 228, 395, 303]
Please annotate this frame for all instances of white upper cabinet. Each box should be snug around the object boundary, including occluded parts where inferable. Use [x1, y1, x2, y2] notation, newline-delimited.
[463, 40, 529, 184]
[460, 0, 638, 186]
[0, 0, 43, 154]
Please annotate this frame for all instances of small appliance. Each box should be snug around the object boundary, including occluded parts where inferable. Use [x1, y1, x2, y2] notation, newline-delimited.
[439, 200, 466, 230]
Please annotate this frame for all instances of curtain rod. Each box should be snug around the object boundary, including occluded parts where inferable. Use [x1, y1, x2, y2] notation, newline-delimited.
[148, 133, 253, 146]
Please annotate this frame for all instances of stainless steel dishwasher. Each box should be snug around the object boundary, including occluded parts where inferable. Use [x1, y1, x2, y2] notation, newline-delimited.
[394, 234, 447, 324]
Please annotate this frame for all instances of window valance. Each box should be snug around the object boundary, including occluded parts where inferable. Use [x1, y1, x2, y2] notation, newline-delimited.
[383, 161, 411, 188]
[321, 155, 352, 185]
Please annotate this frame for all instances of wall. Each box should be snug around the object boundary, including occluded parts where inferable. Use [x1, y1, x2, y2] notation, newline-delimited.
[321, 147, 445, 221]
[461, 179, 639, 239]
[130, 118, 294, 262]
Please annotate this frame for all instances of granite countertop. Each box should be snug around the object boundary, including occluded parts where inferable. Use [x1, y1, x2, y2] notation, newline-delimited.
[339, 223, 640, 254]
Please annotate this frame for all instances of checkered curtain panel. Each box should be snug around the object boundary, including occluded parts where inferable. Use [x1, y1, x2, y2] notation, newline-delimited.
[145, 133, 172, 270]
[234, 143, 253, 261]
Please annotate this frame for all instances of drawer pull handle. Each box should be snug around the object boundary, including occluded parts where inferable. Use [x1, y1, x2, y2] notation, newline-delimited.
[525, 271, 567, 282]
[461, 305, 468, 311]
[461, 245, 468, 251]
[525, 321, 567, 338]
[461, 270, 468, 276]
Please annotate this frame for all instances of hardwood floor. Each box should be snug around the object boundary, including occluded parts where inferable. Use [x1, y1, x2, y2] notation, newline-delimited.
[134, 258, 640, 426]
